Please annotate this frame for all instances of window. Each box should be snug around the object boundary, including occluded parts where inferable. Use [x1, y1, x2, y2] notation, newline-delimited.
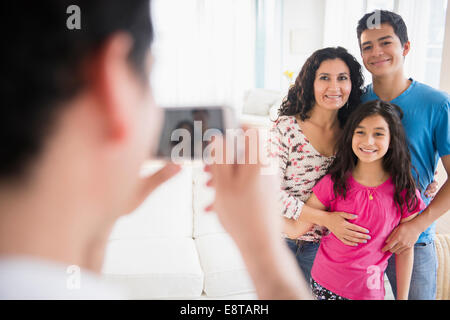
[151, 0, 255, 111]
[424, 0, 447, 88]
[366, 0, 394, 12]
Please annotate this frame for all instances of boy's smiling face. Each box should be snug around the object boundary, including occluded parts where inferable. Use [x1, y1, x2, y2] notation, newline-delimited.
[359, 23, 410, 78]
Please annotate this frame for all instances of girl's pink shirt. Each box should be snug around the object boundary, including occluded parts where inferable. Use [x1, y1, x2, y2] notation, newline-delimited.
[310, 174, 426, 300]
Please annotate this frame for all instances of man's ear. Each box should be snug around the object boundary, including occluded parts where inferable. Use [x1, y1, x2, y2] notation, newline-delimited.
[402, 41, 411, 57]
[89, 32, 136, 143]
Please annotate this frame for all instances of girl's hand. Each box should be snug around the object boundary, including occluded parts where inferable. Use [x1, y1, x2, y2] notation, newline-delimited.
[324, 212, 371, 246]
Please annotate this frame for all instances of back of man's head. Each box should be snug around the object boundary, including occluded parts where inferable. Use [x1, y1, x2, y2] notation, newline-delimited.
[356, 10, 408, 47]
[2, 0, 153, 184]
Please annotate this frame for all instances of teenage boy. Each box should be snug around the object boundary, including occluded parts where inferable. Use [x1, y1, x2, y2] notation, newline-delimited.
[0, 1, 311, 300]
[357, 10, 450, 300]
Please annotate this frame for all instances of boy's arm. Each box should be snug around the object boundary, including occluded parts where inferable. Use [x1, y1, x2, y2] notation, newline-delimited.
[395, 213, 418, 300]
[383, 155, 450, 254]
[411, 154, 450, 234]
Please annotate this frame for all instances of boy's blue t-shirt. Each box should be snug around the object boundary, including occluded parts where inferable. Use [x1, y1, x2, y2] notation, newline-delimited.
[361, 79, 450, 243]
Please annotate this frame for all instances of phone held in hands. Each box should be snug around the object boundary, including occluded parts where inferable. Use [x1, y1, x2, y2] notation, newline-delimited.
[155, 106, 237, 162]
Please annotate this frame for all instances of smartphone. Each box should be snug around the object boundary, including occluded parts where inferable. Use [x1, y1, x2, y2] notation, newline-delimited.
[155, 106, 236, 161]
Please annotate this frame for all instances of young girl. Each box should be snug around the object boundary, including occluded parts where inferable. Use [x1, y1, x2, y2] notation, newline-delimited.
[284, 100, 426, 300]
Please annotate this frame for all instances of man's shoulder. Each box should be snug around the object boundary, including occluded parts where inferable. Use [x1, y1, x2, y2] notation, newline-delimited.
[361, 81, 449, 107]
[0, 256, 125, 299]
[410, 81, 450, 107]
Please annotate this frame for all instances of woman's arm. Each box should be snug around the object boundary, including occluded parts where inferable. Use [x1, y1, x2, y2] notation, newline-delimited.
[383, 155, 450, 254]
[297, 204, 371, 246]
[395, 213, 419, 300]
[268, 124, 306, 220]
[283, 194, 324, 238]
[284, 194, 370, 245]
[269, 121, 369, 244]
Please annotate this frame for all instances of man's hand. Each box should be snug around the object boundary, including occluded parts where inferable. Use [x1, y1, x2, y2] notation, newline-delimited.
[424, 173, 438, 199]
[123, 162, 181, 214]
[324, 212, 371, 246]
[204, 138, 282, 244]
[382, 219, 422, 254]
[203, 132, 313, 299]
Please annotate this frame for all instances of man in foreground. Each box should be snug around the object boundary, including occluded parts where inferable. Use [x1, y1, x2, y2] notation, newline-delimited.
[0, 1, 311, 300]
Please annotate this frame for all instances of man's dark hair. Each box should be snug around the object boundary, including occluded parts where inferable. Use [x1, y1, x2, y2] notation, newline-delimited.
[278, 46, 364, 128]
[2, 1, 153, 182]
[357, 10, 409, 46]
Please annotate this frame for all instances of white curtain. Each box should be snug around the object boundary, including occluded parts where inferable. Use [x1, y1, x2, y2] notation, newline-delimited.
[397, 0, 432, 84]
[322, 0, 368, 84]
[150, 0, 255, 112]
[262, 0, 284, 91]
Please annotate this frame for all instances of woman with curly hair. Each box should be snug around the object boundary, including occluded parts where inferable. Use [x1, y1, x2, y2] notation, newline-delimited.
[268, 47, 369, 282]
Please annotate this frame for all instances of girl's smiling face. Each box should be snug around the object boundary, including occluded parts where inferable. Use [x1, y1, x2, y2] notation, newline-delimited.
[352, 114, 391, 164]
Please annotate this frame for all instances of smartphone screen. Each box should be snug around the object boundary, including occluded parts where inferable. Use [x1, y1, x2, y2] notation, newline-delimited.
[156, 106, 229, 160]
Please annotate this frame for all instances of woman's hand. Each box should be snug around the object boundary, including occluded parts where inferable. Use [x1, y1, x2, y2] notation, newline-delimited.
[324, 212, 371, 246]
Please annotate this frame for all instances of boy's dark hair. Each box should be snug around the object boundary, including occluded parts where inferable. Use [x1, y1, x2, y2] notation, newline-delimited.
[278, 46, 364, 128]
[328, 100, 419, 214]
[2, 1, 153, 182]
[357, 10, 409, 46]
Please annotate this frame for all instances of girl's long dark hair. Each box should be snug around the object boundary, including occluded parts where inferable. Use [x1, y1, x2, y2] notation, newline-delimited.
[278, 47, 364, 128]
[328, 100, 419, 214]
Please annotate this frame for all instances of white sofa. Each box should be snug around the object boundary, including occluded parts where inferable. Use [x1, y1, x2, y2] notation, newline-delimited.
[101, 162, 258, 299]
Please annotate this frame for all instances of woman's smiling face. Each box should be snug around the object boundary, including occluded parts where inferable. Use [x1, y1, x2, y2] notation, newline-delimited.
[313, 58, 352, 112]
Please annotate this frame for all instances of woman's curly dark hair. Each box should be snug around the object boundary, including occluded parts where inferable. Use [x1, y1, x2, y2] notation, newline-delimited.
[278, 47, 364, 127]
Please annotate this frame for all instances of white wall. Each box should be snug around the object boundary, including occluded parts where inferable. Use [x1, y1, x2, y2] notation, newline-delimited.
[436, 3, 449, 191]
[281, 0, 326, 91]
[440, 1, 450, 92]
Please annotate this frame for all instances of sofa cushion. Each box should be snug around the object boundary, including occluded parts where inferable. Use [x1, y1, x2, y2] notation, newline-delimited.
[193, 292, 258, 300]
[102, 237, 204, 299]
[435, 234, 450, 300]
[110, 163, 194, 239]
[195, 233, 255, 297]
[242, 89, 282, 116]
